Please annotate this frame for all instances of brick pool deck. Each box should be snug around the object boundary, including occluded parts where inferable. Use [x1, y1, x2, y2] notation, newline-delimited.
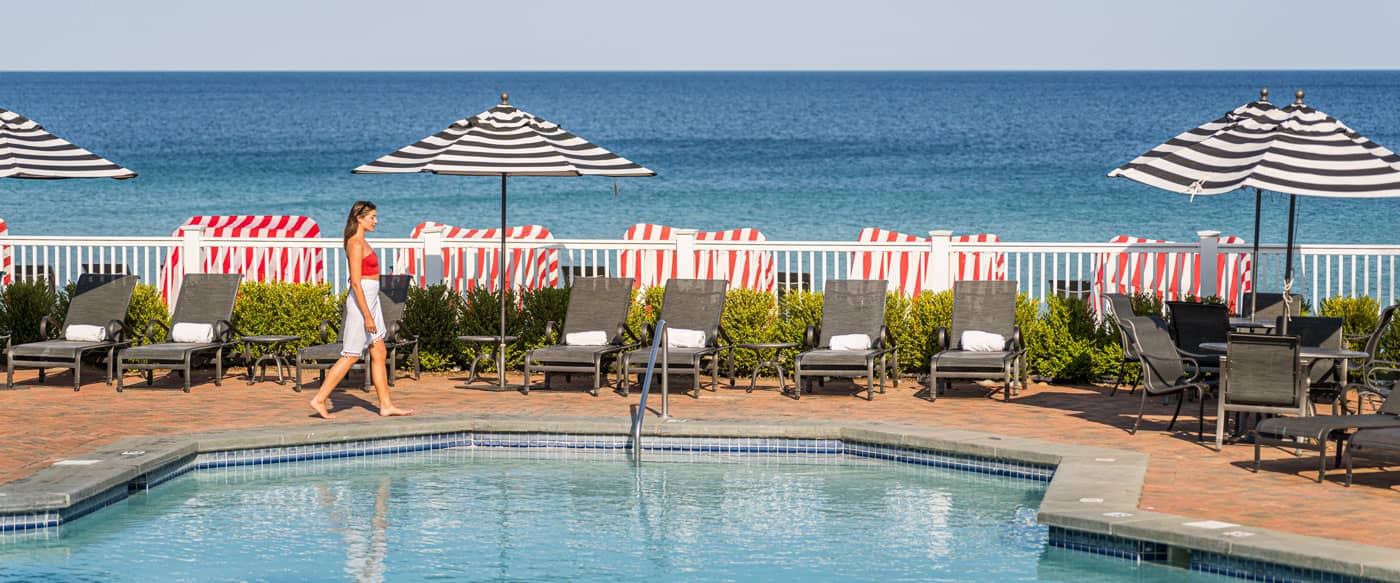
[1, 366, 1395, 550]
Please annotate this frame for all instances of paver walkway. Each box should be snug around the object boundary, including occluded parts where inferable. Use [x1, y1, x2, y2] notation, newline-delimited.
[1, 366, 1395, 549]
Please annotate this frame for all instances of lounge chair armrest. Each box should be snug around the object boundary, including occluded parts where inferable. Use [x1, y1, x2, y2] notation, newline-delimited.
[544, 321, 558, 343]
[145, 318, 171, 340]
[105, 319, 128, 343]
[717, 326, 734, 347]
[1009, 326, 1024, 353]
[642, 322, 656, 345]
[804, 325, 818, 349]
[936, 326, 948, 351]
[878, 325, 896, 349]
[616, 322, 634, 345]
[214, 319, 237, 342]
[39, 316, 59, 339]
[320, 318, 339, 343]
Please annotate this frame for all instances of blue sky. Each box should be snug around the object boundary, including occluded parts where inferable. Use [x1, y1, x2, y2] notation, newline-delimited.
[11, 0, 1400, 71]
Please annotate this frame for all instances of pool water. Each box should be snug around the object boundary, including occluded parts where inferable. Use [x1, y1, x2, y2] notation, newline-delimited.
[0, 449, 1229, 582]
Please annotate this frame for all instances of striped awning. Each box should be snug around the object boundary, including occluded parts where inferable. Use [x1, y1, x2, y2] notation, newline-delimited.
[0, 108, 136, 179]
[1109, 90, 1400, 198]
[353, 94, 655, 177]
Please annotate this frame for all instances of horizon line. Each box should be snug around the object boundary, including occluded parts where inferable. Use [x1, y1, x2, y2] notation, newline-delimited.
[4, 68, 1400, 74]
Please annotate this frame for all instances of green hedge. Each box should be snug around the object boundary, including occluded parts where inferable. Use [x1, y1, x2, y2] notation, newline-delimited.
[1320, 295, 1400, 359]
[232, 282, 344, 355]
[0, 280, 60, 345]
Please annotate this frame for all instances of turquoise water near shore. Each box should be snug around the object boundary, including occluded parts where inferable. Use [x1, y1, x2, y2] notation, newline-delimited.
[3, 71, 1400, 243]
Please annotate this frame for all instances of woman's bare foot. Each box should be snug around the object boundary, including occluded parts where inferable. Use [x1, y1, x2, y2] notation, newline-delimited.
[379, 406, 414, 417]
[310, 399, 335, 419]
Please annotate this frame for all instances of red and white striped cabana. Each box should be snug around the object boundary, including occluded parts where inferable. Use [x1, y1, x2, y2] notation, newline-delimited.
[849, 228, 1007, 296]
[0, 218, 11, 285]
[160, 215, 324, 303]
[617, 223, 775, 291]
[1091, 235, 1253, 313]
[396, 222, 558, 292]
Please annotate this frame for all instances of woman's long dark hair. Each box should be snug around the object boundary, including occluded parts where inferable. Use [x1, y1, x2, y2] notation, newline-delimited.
[344, 200, 376, 241]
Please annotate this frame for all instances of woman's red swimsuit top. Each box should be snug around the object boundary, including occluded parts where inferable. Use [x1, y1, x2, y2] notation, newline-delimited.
[361, 247, 380, 277]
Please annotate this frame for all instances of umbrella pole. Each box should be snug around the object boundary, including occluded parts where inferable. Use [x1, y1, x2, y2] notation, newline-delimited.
[500, 174, 509, 391]
[1260, 187, 1271, 319]
[1282, 194, 1298, 334]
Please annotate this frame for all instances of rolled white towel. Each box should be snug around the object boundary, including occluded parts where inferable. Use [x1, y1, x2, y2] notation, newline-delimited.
[64, 324, 107, 342]
[565, 330, 609, 346]
[171, 322, 216, 343]
[667, 328, 707, 349]
[960, 330, 1006, 352]
[829, 333, 872, 351]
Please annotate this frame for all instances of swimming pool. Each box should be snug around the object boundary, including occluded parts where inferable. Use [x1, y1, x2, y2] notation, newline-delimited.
[0, 445, 1230, 582]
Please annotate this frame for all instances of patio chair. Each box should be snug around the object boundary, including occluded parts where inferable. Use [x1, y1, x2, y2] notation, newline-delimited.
[1345, 304, 1400, 414]
[6, 274, 138, 391]
[1279, 316, 1347, 414]
[1103, 293, 1141, 396]
[1120, 316, 1213, 439]
[1166, 301, 1229, 372]
[619, 279, 731, 397]
[792, 280, 897, 401]
[522, 277, 636, 396]
[1241, 292, 1302, 322]
[115, 274, 243, 393]
[1214, 332, 1306, 451]
[1344, 426, 1400, 487]
[294, 275, 419, 392]
[1255, 386, 1400, 483]
[928, 281, 1023, 402]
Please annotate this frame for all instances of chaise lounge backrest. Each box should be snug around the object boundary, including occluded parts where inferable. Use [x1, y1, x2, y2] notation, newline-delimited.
[949, 281, 1017, 350]
[64, 274, 139, 331]
[170, 274, 242, 332]
[378, 275, 413, 337]
[658, 279, 728, 347]
[818, 280, 887, 348]
[562, 277, 634, 345]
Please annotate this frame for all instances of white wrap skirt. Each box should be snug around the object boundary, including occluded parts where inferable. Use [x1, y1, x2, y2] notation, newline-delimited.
[341, 279, 386, 357]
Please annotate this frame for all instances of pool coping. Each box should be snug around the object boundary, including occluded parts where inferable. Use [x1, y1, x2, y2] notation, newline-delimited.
[0, 414, 1396, 581]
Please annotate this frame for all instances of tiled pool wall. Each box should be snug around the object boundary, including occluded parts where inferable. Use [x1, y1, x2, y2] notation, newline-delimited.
[0, 432, 1387, 583]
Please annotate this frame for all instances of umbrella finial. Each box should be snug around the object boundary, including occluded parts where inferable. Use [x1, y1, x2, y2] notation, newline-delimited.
[500, 92, 510, 106]
[1259, 87, 1269, 102]
[1295, 89, 1305, 105]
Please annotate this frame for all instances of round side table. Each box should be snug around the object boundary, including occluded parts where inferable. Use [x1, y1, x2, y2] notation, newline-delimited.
[243, 335, 302, 385]
[458, 335, 520, 385]
[733, 342, 799, 393]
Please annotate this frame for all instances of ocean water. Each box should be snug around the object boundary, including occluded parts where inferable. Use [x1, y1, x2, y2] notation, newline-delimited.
[3, 71, 1400, 244]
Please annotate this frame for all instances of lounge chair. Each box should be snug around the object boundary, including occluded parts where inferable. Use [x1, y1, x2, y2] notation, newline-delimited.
[522, 277, 637, 396]
[792, 279, 897, 401]
[1254, 386, 1400, 483]
[1120, 316, 1213, 439]
[115, 273, 243, 393]
[928, 281, 1024, 402]
[294, 274, 419, 392]
[1344, 426, 1400, 486]
[6, 274, 138, 391]
[1103, 293, 1141, 396]
[619, 279, 730, 397]
[1165, 301, 1229, 372]
[1214, 332, 1307, 451]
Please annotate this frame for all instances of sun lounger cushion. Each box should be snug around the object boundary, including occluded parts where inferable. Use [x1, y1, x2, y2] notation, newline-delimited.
[667, 328, 706, 349]
[961, 330, 1006, 352]
[565, 330, 609, 346]
[829, 333, 872, 351]
[171, 322, 215, 344]
[64, 325, 107, 342]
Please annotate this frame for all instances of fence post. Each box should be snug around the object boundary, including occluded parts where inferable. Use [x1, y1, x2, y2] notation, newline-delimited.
[1197, 230, 1221, 300]
[182, 226, 206, 276]
[674, 228, 698, 280]
[420, 225, 445, 286]
[926, 230, 954, 294]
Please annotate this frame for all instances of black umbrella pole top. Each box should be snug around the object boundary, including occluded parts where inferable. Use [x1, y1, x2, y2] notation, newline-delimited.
[1295, 89, 1305, 105]
[1259, 88, 1269, 102]
[500, 92, 510, 106]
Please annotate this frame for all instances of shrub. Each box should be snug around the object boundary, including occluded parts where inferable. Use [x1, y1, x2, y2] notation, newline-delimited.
[1131, 292, 1164, 316]
[126, 284, 170, 345]
[232, 282, 343, 354]
[1023, 295, 1121, 383]
[893, 290, 953, 373]
[721, 289, 780, 374]
[627, 286, 665, 341]
[458, 287, 525, 372]
[521, 286, 571, 351]
[404, 284, 465, 371]
[0, 280, 59, 344]
[1318, 295, 1400, 360]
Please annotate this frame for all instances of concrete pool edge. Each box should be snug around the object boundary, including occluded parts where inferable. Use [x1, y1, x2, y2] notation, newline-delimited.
[0, 414, 1395, 582]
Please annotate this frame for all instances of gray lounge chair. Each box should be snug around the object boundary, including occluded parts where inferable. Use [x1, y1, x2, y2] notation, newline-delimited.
[792, 280, 897, 401]
[1255, 387, 1400, 483]
[294, 274, 420, 392]
[1121, 316, 1213, 439]
[1344, 426, 1400, 487]
[619, 279, 731, 397]
[1214, 332, 1307, 451]
[6, 274, 138, 391]
[928, 281, 1024, 402]
[1103, 293, 1141, 396]
[522, 277, 637, 396]
[116, 274, 243, 393]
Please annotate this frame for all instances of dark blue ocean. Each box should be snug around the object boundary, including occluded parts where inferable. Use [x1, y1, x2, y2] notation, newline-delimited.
[3, 71, 1399, 244]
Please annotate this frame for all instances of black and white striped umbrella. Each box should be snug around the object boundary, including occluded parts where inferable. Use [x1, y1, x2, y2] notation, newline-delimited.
[355, 93, 654, 390]
[1109, 89, 1400, 325]
[0, 108, 136, 179]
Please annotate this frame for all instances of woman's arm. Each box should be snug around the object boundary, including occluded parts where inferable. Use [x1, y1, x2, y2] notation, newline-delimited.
[346, 241, 376, 334]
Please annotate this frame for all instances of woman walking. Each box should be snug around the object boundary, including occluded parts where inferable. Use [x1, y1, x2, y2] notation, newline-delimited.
[310, 201, 414, 419]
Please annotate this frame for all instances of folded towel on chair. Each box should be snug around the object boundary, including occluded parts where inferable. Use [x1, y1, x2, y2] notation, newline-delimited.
[565, 330, 609, 346]
[64, 325, 107, 342]
[961, 330, 1006, 352]
[667, 328, 707, 349]
[829, 333, 872, 351]
[172, 322, 215, 344]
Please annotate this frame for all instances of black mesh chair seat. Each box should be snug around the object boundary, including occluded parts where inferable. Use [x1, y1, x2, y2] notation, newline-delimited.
[299, 342, 345, 361]
[7, 273, 139, 391]
[119, 342, 223, 362]
[9, 340, 111, 359]
[623, 346, 712, 368]
[800, 349, 888, 368]
[793, 280, 896, 401]
[523, 278, 636, 396]
[1255, 390, 1400, 483]
[1347, 427, 1400, 486]
[530, 344, 622, 365]
[932, 350, 1016, 369]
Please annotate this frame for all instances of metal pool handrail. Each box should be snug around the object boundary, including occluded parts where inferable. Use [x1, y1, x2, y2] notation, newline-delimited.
[629, 319, 667, 462]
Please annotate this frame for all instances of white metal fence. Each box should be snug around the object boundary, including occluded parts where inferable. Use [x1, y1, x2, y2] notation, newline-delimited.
[1, 227, 1397, 312]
